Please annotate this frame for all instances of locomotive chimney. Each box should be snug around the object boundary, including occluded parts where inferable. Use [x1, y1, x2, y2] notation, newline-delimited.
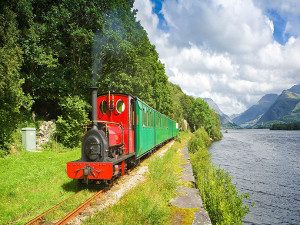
[91, 29, 101, 129]
[91, 85, 98, 129]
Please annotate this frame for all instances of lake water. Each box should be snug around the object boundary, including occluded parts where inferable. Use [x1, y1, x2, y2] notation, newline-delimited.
[210, 129, 300, 225]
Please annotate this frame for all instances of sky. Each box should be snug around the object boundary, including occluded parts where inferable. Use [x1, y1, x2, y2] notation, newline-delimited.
[133, 0, 300, 115]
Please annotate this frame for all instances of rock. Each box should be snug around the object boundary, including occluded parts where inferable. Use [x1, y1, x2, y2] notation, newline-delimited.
[193, 210, 212, 225]
[37, 121, 55, 149]
[170, 186, 203, 208]
[182, 119, 188, 131]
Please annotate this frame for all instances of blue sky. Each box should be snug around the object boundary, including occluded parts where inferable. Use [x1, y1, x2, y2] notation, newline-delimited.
[151, 0, 168, 30]
[135, 0, 300, 115]
[267, 9, 289, 44]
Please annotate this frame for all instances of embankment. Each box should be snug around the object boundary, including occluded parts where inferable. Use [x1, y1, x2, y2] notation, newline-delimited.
[188, 128, 249, 225]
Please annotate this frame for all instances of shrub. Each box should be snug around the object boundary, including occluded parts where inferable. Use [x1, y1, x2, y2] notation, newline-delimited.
[56, 96, 90, 148]
[188, 98, 222, 140]
[188, 129, 249, 224]
[0, 150, 8, 158]
[187, 127, 211, 153]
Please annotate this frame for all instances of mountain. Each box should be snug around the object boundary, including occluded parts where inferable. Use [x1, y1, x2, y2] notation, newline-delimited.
[232, 94, 278, 127]
[257, 88, 300, 124]
[229, 113, 240, 120]
[203, 98, 238, 128]
[288, 84, 300, 94]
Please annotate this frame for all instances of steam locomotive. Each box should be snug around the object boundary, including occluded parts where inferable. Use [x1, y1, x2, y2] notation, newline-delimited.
[66, 88, 178, 183]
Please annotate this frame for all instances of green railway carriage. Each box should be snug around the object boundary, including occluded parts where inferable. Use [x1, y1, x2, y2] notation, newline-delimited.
[135, 98, 178, 158]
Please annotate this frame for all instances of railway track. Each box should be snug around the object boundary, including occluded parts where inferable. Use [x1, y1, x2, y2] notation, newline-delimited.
[25, 189, 105, 225]
[55, 190, 104, 225]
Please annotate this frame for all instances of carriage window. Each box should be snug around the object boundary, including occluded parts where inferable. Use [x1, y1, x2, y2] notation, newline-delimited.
[116, 99, 125, 114]
[143, 108, 151, 127]
[159, 116, 161, 127]
[146, 108, 149, 127]
[143, 109, 146, 126]
[151, 112, 154, 127]
[146, 110, 149, 126]
[100, 100, 107, 114]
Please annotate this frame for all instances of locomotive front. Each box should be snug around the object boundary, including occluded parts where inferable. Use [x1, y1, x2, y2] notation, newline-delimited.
[81, 128, 108, 162]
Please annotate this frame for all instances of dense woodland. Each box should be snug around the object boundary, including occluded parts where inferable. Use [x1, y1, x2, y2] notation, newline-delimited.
[270, 122, 300, 130]
[0, 0, 221, 151]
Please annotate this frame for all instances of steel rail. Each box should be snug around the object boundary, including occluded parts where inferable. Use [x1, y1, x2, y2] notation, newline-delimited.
[25, 190, 83, 225]
[55, 190, 105, 225]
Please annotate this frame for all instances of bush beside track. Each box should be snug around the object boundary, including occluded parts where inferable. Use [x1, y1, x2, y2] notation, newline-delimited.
[188, 128, 249, 225]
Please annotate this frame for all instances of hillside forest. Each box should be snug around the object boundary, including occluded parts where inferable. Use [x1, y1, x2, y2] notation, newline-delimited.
[0, 0, 221, 152]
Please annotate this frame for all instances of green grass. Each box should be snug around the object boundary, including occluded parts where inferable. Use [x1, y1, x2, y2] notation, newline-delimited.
[0, 147, 90, 225]
[85, 132, 195, 225]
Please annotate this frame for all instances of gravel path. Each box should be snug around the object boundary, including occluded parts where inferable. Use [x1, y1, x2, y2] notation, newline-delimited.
[170, 147, 212, 225]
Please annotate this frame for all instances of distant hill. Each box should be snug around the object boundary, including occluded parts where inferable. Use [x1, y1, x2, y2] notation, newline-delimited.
[229, 113, 240, 120]
[288, 84, 300, 94]
[232, 94, 278, 127]
[232, 84, 300, 128]
[203, 98, 239, 128]
[204, 84, 300, 128]
[257, 89, 300, 124]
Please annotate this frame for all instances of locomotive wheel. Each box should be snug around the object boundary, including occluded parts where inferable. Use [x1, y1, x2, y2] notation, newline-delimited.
[81, 129, 108, 162]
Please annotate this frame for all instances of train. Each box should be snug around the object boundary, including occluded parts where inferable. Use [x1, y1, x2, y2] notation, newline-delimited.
[66, 88, 178, 183]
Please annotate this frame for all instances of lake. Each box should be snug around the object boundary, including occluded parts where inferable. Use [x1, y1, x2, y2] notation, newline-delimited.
[210, 129, 300, 225]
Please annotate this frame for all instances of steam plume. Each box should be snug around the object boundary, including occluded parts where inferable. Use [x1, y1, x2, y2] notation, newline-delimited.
[91, 29, 102, 86]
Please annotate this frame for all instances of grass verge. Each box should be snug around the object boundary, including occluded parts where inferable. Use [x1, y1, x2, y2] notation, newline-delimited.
[0, 147, 96, 225]
[85, 132, 195, 225]
[188, 128, 249, 225]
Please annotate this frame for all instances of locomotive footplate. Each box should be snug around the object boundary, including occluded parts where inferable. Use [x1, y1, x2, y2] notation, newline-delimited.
[67, 161, 114, 180]
[67, 153, 135, 181]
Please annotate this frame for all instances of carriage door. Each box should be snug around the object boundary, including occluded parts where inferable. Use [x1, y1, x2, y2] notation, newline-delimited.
[128, 98, 135, 154]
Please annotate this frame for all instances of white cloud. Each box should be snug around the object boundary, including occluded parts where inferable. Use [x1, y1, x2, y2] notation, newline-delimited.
[162, 0, 273, 54]
[134, 0, 300, 115]
[164, 45, 235, 76]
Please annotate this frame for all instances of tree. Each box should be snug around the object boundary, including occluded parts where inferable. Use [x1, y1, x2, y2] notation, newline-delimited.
[0, 8, 29, 149]
[190, 98, 222, 140]
[56, 96, 90, 148]
[6, 0, 174, 119]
